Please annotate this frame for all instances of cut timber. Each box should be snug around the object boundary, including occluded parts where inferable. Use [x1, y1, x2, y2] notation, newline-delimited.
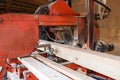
[33, 54, 94, 80]
[39, 40, 120, 80]
[18, 57, 72, 80]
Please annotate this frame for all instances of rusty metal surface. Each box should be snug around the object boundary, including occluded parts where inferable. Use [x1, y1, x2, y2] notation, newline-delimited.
[0, 13, 39, 59]
[39, 15, 77, 26]
[49, 0, 78, 16]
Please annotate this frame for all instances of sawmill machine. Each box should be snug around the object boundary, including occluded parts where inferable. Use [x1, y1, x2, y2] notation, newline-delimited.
[0, 0, 117, 80]
[35, 0, 114, 52]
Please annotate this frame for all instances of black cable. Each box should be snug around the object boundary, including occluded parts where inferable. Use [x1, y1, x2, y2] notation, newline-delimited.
[94, 0, 111, 12]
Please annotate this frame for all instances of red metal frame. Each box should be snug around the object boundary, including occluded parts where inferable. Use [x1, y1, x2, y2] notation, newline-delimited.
[39, 15, 77, 26]
[49, 0, 78, 16]
[0, 58, 7, 79]
[0, 0, 99, 59]
[0, 14, 39, 59]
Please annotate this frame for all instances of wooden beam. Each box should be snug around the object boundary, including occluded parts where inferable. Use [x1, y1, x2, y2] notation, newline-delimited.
[3, 8, 33, 13]
[33, 54, 94, 80]
[0, 3, 5, 7]
[39, 40, 120, 80]
[13, 2, 38, 8]
[12, 2, 38, 9]
[10, 7, 35, 13]
[14, 0, 47, 7]
[0, 1, 36, 13]
[18, 57, 72, 80]
[6, 0, 13, 12]
[11, 5, 35, 11]
[0, 7, 4, 9]
[9, 5, 36, 13]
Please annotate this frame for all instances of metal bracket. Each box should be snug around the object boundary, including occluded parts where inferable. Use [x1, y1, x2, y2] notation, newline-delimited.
[36, 44, 55, 59]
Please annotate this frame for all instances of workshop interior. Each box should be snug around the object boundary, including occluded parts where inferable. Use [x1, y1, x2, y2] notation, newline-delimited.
[0, 0, 120, 80]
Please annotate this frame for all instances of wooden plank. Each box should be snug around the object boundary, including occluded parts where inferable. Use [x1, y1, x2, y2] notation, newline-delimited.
[39, 40, 120, 80]
[33, 54, 94, 80]
[18, 57, 72, 80]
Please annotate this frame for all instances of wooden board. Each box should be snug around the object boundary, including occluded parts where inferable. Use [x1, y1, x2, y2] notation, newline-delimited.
[39, 40, 120, 80]
[34, 54, 94, 80]
[18, 57, 72, 80]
